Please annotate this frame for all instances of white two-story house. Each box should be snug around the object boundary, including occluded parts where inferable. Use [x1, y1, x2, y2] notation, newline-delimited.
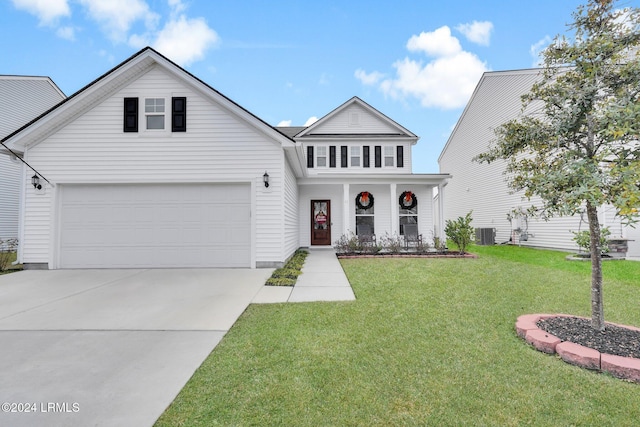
[2, 47, 450, 269]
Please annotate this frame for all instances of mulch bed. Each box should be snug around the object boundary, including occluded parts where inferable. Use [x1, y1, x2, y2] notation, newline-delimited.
[537, 316, 640, 359]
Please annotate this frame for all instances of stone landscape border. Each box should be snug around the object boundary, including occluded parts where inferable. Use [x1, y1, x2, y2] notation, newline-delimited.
[516, 314, 640, 383]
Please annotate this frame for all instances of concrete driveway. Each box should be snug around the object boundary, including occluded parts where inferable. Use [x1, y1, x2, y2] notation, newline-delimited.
[0, 268, 272, 427]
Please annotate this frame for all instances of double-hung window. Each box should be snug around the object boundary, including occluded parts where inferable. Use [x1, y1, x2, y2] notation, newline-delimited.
[384, 146, 395, 167]
[316, 146, 327, 167]
[145, 98, 165, 130]
[350, 146, 361, 167]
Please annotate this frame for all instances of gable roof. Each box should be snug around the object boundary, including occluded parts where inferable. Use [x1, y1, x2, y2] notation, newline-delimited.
[3, 47, 295, 152]
[295, 96, 418, 142]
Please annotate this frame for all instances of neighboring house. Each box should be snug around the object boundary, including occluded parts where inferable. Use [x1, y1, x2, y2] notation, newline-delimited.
[2, 47, 450, 269]
[438, 69, 640, 259]
[0, 76, 66, 243]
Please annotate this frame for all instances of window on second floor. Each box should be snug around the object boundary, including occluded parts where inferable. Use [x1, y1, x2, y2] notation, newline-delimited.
[316, 146, 327, 167]
[351, 146, 360, 167]
[145, 98, 165, 130]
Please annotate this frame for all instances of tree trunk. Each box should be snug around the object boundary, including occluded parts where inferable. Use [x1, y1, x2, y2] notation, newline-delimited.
[586, 201, 605, 331]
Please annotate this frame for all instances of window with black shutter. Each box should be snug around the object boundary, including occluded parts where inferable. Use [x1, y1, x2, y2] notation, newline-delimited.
[397, 146, 404, 168]
[374, 146, 382, 168]
[329, 146, 336, 168]
[172, 97, 187, 132]
[363, 146, 370, 168]
[124, 97, 138, 132]
[341, 146, 348, 168]
[307, 146, 314, 168]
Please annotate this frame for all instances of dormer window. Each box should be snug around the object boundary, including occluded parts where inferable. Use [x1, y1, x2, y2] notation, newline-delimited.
[145, 98, 165, 130]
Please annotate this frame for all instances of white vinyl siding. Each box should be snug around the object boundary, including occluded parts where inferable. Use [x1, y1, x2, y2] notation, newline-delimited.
[308, 104, 402, 135]
[283, 158, 299, 260]
[0, 76, 65, 241]
[20, 65, 286, 268]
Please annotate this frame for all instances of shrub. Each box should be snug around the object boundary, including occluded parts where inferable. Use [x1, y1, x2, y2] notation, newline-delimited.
[445, 212, 474, 254]
[0, 238, 18, 272]
[571, 227, 610, 254]
[379, 233, 403, 254]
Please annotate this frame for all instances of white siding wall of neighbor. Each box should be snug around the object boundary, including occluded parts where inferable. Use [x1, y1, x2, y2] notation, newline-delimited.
[439, 70, 634, 254]
[21, 65, 285, 267]
[0, 76, 65, 241]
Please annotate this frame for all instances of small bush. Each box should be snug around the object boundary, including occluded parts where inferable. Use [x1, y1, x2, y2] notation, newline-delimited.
[445, 212, 474, 254]
[571, 227, 610, 254]
[0, 238, 18, 272]
[379, 233, 403, 254]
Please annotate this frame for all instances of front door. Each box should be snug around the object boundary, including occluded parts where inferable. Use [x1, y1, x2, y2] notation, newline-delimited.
[311, 200, 331, 245]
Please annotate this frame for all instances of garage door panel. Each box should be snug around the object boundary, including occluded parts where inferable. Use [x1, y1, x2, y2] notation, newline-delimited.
[59, 184, 251, 268]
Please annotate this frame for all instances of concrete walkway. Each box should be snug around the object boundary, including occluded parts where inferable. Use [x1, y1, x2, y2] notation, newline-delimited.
[252, 248, 356, 303]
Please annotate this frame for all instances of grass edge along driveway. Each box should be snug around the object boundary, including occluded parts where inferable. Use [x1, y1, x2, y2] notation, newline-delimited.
[156, 245, 640, 427]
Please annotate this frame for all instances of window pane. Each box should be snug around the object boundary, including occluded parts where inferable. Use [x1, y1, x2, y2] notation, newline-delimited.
[356, 216, 374, 233]
[317, 157, 327, 167]
[145, 98, 164, 113]
[146, 115, 164, 129]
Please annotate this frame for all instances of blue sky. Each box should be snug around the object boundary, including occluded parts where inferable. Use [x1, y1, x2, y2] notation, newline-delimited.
[3, 0, 634, 172]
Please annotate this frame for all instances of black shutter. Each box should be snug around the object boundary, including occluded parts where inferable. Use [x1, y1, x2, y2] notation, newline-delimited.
[374, 146, 382, 168]
[329, 146, 336, 168]
[397, 146, 404, 168]
[363, 146, 370, 168]
[172, 97, 187, 132]
[341, 146, 348, 168]
[123, 97, 138, 132]
[307, 146, 314, 168]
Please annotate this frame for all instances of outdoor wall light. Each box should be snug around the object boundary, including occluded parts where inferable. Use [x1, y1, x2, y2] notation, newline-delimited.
[263, 171, 270, 188]
[32, 174, 42, 190]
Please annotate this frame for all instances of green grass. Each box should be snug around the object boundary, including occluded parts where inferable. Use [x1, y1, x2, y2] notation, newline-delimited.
[156, 245, 640, 426]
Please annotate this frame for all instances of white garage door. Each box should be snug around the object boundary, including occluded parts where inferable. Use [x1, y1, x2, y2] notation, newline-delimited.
[59, 183, 251, 268]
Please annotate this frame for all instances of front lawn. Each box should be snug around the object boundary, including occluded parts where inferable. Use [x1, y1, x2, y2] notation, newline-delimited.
[156, 245, 640, 426]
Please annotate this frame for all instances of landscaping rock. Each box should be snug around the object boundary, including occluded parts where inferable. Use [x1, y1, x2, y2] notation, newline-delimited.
[556, 341, 601, 370]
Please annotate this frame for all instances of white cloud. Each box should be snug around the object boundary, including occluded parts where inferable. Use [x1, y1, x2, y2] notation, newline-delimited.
[56, 25, 75, 40]
[530, 35, 552, 67]
[152, 15, 219, 66]
[277, 120, 292, 127]
[354, 69, 384, 85]
[456, 21, 493, 46]
[304, 116, 318, 126]
[79, 0, 157, 43]
[11, 0, 70, 25]
[406, 26, 461, 57]
[358, 27, 489, 110]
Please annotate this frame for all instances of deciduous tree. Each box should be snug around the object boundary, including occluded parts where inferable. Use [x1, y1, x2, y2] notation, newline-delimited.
[476, 0, 640, 330]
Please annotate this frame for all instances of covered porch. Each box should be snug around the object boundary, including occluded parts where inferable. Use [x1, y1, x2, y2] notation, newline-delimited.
[297, 174, 450, 248]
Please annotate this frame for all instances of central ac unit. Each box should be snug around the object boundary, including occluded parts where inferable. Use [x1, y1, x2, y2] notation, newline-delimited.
[475, 228, 496, 245]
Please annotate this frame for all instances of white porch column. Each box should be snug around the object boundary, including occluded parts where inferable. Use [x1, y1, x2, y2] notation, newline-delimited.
[343, 183, 350, 235]
[389, 183, 397, 235]
[438, 183, 446, 239]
